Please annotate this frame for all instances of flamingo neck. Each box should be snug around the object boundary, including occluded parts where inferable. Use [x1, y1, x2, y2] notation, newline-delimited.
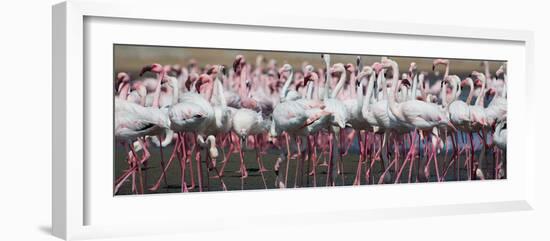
[118, 84, 130, 101]
[280, 69, 294, 100]
[239, 65, 248, 98]
[152, 71, 164, 108]
[363, 73, 375, 114]
[323, 60, 330, 101]
[331, 69, 346, 99]
[356, 77, 365, 113]
[465, 80, 474, 105]
[349, 70, 357, 98]
[306, 81, 314, 99]
[170, 77, 179, 105]
[475, 78, 486, 106]
[502, 74, 507, 98]
[385, 67, 404, 121]
[446, 79, 459, 109]
[410, 73, 419, 101]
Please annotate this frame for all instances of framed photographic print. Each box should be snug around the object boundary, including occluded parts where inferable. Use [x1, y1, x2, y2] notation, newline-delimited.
[52, 0, 535, 240]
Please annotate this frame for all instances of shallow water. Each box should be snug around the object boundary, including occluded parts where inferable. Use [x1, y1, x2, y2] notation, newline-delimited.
[114, 133, 506, 195]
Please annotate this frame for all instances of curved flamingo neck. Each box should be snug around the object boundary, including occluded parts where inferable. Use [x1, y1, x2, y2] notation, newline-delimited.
[280, 68, 294, 100]
[331, 68, 347, 99]
[385, 65, 405, 121]
[349, 70, 357, 98]
[215, 70, 227, 107]
[363, 73, 375, 113]
[445, 79, 459, 109]
[118, 84, 130, 101]
[475, 77, 486, 106]
[464, 79, 474, 105]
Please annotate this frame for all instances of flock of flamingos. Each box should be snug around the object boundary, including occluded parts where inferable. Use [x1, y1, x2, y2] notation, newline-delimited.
[114, 53, 507, 194]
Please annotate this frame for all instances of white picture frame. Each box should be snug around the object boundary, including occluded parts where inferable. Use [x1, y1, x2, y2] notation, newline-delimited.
[52, 0, 536, 240]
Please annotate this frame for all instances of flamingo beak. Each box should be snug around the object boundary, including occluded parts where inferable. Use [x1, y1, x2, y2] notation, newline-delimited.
[139, 65, 153, 76]
[232, 59, 240, 73]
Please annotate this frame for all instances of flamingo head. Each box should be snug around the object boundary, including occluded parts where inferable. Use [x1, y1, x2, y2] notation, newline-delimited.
[486, 87, 497, 97]
[432, 59, 449, 71]
[185, 72, 199, 91]
[303, 64, 314, 75]
[495, 65, 506, 78]
[206, 65, 218, 76]
[321, 53, 331, 65]
[171, 64, 182, 76]
[344, 63, 356, 73]
[195, 74, 212, 94]
[408, 62, 418, 77]
[116, 72, 130, 92]
[357, 66, 373, 83]
[330, 63, 346, 77]
[303, 71, 318, 87]
[278, 64, 293, 78]
[372, 62, 384, 76]
[233, 55, 246, 73]
[139, 63, 163, 76]
[461, 77, 473, 88]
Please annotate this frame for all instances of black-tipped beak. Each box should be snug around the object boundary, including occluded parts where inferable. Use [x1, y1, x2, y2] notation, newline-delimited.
[232, 60, 239, 73]
[206, 68, 214, 75]
[139, 65, 153, 77]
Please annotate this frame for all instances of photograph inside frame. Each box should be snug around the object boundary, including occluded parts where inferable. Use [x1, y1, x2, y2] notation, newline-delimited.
[113, 44, 507, 195]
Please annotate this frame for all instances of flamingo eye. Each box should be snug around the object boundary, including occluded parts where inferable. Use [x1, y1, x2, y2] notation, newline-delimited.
[193, 114, 204, 119]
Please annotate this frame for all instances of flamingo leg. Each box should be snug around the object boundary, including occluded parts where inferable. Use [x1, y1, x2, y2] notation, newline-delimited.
[284, 133, 291, 187]
[186, 133, 196, 190]
[157, 135, 168, 186]
[337, 128, 345, 185]
[238, 138, 246, 190]
[395, 130, 417, 183]
[326, 130, 335, 186]
[255, 135, 268, 189]
[353, 130, 364, 185]
[128, 143, 144, 194]
[294, 136, 302, 188]
[218, 133, 237, 177]
[468, 133, 475, 180]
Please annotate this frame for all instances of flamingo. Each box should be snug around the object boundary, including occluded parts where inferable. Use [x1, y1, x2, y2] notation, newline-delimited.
[113, 64, 171, 194]
[148, 64, 222, 192]
[380, 57, 455, 184]
[320, 54, 350, 186]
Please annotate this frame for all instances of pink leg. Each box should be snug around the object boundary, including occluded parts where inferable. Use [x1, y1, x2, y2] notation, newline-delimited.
[255, 135, 268, 189]
[326, 131, 335, 186]
[395, 130, 417, 183]
[284, 133, 291, 187]
[353, 131, 364, 185]
[149, 134, 180, 191]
